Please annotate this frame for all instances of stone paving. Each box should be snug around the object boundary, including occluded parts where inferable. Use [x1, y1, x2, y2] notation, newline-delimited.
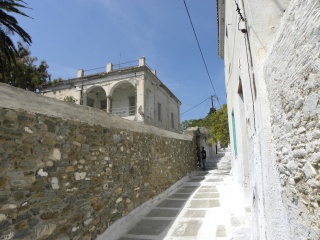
[98, 151, 251, 240]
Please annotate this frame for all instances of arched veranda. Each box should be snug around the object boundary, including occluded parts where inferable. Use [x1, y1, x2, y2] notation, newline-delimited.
[84, 86, 107, 110]
[110, 81, 136, 117]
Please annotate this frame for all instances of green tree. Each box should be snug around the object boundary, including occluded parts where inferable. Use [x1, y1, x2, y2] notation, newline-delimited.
[180, 114, 211, 132]
[0, 43, 50, 91]
[181, 104, 230, 146]
[0, 0, 32, 70]
[209, 104, 229, 147]
[180, 119, 192, 132]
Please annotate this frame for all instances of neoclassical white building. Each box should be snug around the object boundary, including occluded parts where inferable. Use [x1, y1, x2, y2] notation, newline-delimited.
[41, 57, 181, 133]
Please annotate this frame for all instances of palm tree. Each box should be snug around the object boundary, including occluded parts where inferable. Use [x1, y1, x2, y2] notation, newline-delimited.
[0, 0, 32, 82]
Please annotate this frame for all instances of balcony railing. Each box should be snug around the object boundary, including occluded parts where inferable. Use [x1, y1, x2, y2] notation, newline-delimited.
[111, 106, 136, 117]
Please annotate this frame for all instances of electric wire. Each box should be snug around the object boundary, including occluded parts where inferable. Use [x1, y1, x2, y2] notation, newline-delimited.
[84, 66, 105, 72]
[84, 60, 139, 72]
[180, 97, 210, 115]
[234, 0, 245, 21]
[113, 60, 139, 66]
[200, 100, 210, 118]
[183, 0, 221, 108]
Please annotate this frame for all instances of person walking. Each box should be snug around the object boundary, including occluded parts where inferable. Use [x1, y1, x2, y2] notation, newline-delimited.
[201, 146, 207, 171]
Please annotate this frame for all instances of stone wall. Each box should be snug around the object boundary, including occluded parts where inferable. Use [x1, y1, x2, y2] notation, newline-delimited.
[0, 83, 197, 239]
[264, 0, 320, 238]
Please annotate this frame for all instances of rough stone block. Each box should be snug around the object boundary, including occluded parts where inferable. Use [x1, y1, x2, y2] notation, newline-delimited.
[14, 221, 28, 231]
[37, 169, 48, 177]
[293, 149, 306, 158]
[18, 161, 37, 170]
[74, 172, 86, 181]
[0, 177, 7, 188]
[0, 230, 14, 240]
[303, 94, 319, 115]
[35, 223, 56, 239]
[302, 162, 317, 179]
[50, 177, 60, 190]
[42, 210, 59, 221]
[44, 120, 55, 133]
[49, 148, 61, 161]
[0, 220, 11, 230]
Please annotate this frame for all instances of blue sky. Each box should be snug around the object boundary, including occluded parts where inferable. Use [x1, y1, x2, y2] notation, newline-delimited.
[16, 0, 225, 122]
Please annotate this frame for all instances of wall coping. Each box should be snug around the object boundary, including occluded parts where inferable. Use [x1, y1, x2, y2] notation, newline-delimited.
[0, 83, 191, 141]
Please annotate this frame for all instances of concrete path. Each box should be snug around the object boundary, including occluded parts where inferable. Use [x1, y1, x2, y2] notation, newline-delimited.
[98, 151, 251, 240]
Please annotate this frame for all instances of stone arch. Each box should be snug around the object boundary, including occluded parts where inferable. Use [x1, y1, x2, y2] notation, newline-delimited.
[109, 81, 137, 117]
[109, 80, 135, 96]
[84, 86, 107, 110]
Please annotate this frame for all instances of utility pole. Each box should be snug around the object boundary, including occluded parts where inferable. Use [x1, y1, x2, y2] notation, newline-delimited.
[80, 83, 84, 105]
[209, 95, 216, 114]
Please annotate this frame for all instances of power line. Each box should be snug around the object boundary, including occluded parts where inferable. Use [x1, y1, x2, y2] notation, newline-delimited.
[84, 66, 105, 72]
[234, 0, 245, 21]
[182, 0, 221, 108]
[180, 97, 210, 115]
[84, 60, 139, 72]
[200, 100, 210, 118]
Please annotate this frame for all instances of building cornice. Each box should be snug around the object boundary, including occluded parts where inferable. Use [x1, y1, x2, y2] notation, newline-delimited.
[41, 64, 181, 105]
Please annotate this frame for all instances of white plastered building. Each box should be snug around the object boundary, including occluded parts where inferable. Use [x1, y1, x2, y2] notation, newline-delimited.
[41, 57, 181, 133]
[217, 0, 320, 239]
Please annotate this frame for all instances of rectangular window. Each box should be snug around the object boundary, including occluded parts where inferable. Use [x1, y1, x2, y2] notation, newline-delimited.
[171, 112, 174, 128]
[158, 103, 162, 122]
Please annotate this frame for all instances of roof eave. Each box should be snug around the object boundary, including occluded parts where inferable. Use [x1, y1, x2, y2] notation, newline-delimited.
[216, 0, 225, 59]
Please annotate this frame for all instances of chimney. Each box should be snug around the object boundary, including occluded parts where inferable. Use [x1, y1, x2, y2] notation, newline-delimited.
[139, 57, 146, 67]
[77, 69, 84, 78]
[151, 70, 157, 76]
[106, 63, 113, 73]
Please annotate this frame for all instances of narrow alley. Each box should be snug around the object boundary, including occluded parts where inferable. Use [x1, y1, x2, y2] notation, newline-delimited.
[98, 150, 251, 240]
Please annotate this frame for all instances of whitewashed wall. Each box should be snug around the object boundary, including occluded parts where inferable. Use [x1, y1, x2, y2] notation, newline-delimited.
[144, 78, 156, 125]
[43, 88, 81, 104]
[263, 1, 320, 238]
[144, 73, 180, 133]
[222, 0, 320, 239]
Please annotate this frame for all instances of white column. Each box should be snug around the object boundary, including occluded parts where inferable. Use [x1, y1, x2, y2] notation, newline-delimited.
[107, 96, 111, 113]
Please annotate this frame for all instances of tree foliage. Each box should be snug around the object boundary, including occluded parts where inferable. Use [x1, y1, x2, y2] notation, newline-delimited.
[180, 114, 211, 132]
[209, 104, 229, 147]
[0, 0, 32, 65]
[0, 43, 50, 91]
